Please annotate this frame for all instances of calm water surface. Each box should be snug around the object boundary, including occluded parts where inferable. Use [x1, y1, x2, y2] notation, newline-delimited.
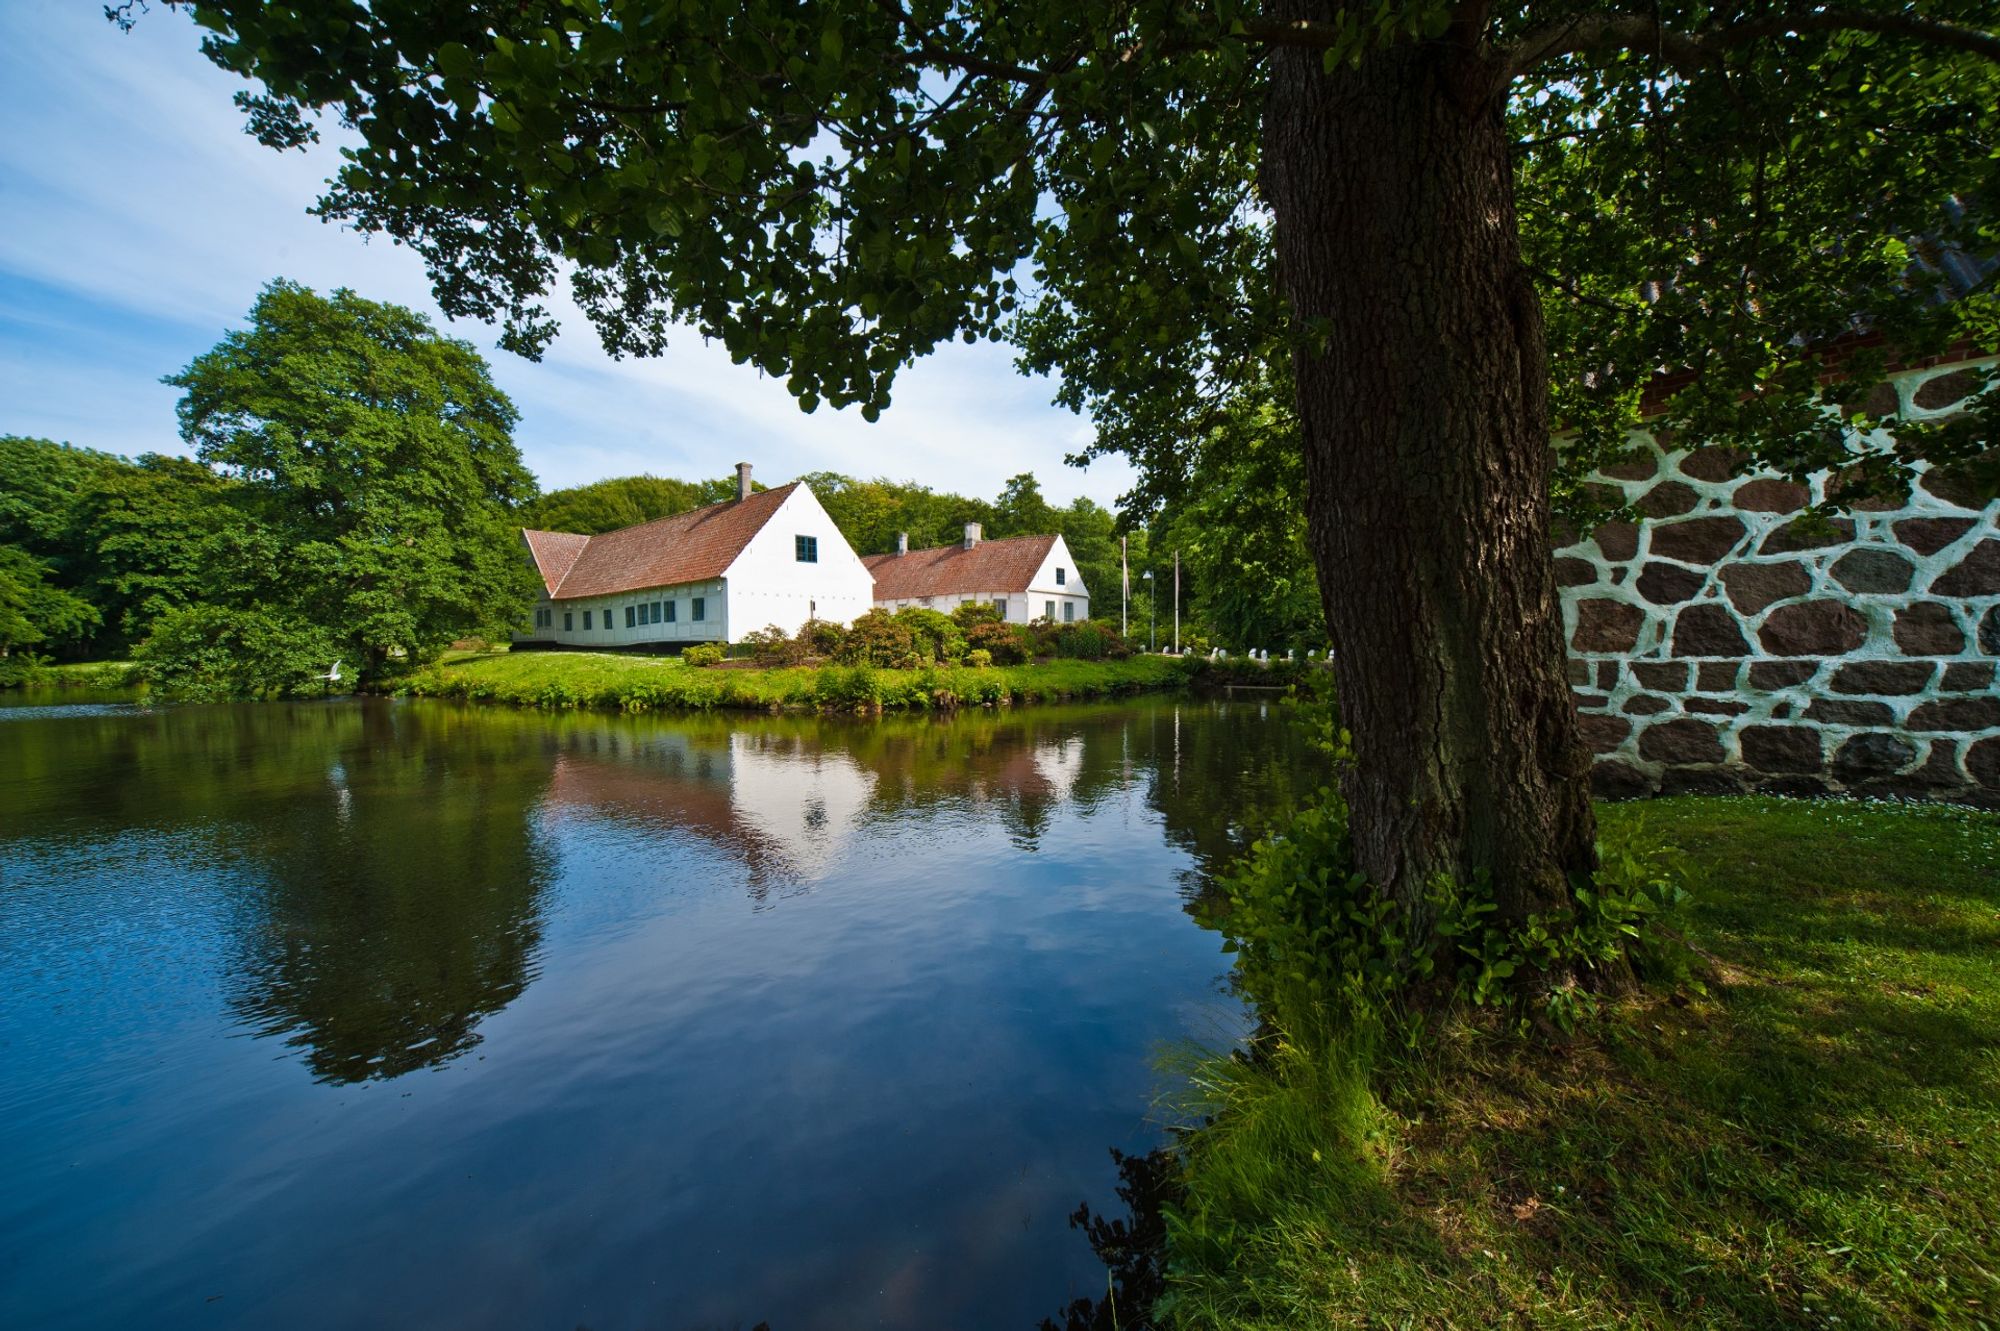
[0, 694, 1321, 1330]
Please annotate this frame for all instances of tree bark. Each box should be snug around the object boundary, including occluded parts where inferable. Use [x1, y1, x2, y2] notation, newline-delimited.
[1261, 14, 1597, 929]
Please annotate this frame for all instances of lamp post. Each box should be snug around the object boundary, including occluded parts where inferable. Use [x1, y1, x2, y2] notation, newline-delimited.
[1142, 569, 1156, 650]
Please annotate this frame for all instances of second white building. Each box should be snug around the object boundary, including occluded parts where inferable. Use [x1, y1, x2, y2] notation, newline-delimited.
[865, 524, 1090, 623]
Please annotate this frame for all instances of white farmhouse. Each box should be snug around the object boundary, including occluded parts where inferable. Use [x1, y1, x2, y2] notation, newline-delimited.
[518, 465, 874, 647]
[864, 524, 1090, 623]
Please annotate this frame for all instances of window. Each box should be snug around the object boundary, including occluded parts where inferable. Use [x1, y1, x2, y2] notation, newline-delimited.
[1045, 600, 1056, 621]
[1055, 566, 1066, 586]
[692, 597, 706, 622]
[625, 605, 637, 629]
[664, 600, 677, 623]
[584, 610, 593, 630]
[651, 601, 663, 625]
[1063, 601, 1076, 622]
[993, 599, 1006, 620]
[795, 535, 818, 563]
[564, 612, 573, 632]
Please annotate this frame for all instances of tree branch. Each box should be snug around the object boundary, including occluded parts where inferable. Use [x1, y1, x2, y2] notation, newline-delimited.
[1706, 9, 2000, 63]
[1500, 6, 2000, 83]
[1499, 13, 1721, 81]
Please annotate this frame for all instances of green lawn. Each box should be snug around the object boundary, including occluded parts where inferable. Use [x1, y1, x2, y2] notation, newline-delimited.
[1162, 796, 2000, 1329]
[396, 647, 1189, 711]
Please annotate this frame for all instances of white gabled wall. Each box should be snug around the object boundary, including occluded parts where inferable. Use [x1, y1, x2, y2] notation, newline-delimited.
[1024, 535, 1090, 623]
[722, 485, 876, 636]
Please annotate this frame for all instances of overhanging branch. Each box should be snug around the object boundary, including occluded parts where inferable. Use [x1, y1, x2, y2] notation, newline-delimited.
[1500, 6, 2000, 83]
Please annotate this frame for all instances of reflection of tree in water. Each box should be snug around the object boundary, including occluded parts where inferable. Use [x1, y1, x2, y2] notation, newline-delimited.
[1038, 1148, 1180, 1331]
[227, 701, 559, 1083]
[1033, 702, 1326, 1329]
[1139, 700, 1333, 894]
[206, 698, 1316, 1085]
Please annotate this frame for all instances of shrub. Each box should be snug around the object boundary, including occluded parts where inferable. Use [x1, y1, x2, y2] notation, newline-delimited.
[1054, 620, 1133, 661]
[135, 603, 341, 701]
[950, 600, 1003, 629]
[0, 653, 53, 688]
[967, 618, 1029, 664]
[892, 606, 964, 663]
[838, 608, 915, 666]
[801, 617, 846, 659]
[680, 641, 725, 667]
[814, 663, 882, 709]
[742, 623, 804, 667]
[965, 648, 993, 668]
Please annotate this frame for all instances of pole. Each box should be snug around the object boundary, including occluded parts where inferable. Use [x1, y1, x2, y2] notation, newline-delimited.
[1120, 535, 1128, 637]
[1173, 549, 1180, 653]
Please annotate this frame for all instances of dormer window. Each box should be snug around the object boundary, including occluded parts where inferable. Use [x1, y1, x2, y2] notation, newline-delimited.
[1055, 567, 1066, 585]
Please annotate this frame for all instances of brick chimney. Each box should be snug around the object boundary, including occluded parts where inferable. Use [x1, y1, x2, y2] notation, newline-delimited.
[963, 522, 982, 550]
[735, 461, 753, 501]
[896, 531, 909, 556]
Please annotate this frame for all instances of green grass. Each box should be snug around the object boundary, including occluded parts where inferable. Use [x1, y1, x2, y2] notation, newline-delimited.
[0, 657, 141, 690]
[1162, 796, 2000, 1330]
[394, 648, 1190, 712]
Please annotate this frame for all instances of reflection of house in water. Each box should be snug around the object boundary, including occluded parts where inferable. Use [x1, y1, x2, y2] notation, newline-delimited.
[851, 717, 1104, 850]
[542, 726, 877, 900]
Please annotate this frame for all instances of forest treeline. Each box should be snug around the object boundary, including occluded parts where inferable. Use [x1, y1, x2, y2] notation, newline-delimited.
[2, 282, 1326, 691]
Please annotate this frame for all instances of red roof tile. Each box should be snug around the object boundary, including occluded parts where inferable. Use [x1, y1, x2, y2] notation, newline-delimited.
[522, 529, 590, 594]
[862, 534, 1060, 600]
[527, 483, 799, 600]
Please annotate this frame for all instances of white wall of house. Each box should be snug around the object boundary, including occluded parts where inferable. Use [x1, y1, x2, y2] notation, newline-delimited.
[875, 589, 1039, 622]
[722, 486, 876, 635]
[526, 577, 731, 647]
[1025, 535, 1090, 623]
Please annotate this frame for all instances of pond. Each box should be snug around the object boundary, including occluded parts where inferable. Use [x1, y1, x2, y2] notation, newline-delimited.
[0, 694, 1324, 1330]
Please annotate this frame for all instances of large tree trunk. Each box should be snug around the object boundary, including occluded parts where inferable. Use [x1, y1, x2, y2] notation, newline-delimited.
[1262, 18, 1596, 930]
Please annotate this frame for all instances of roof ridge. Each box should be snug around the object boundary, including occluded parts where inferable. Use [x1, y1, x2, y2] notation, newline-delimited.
[594, 479, 799, 540]
[885, 530, 1058, 556]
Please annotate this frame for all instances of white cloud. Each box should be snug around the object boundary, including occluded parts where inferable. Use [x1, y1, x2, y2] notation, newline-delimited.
[0, 6, 1133, 507]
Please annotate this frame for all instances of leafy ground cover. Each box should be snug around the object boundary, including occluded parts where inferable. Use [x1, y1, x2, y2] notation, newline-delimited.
[395, 648, 1189, 712]
[1160, 796, 2000, 1330]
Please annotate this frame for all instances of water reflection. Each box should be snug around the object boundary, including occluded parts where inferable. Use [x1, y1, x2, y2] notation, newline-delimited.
[0, 695, 1326, 1330]
[226, 705, 559, 1082]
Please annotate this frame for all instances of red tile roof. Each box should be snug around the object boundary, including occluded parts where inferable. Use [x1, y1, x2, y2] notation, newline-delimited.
[524, 483, 799, 600]
[522, 529, 590, 594]
[862, 534, 1060, 601]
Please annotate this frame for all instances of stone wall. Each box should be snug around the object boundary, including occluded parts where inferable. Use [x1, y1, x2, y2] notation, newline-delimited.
[1558, 358, 2000, 807]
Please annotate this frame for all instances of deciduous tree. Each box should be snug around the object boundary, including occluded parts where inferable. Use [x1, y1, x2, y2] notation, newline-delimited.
[130, 1, 1999, 942]
[164, 279, 540, 679]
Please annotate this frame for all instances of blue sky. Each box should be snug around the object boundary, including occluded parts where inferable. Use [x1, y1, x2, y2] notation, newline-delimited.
[0, 6, 1132, 506]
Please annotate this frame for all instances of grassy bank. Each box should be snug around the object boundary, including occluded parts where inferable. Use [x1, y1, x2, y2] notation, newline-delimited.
[1160, 796, 2000, 1329]
[0, 658, 141, 690]
[395, 648, 1190, 712]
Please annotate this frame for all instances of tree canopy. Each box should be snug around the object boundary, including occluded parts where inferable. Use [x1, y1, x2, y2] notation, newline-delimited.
[151, 279, 540, 689]
[520, 472, 755, 534]
[127, 1, 1997, 498]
